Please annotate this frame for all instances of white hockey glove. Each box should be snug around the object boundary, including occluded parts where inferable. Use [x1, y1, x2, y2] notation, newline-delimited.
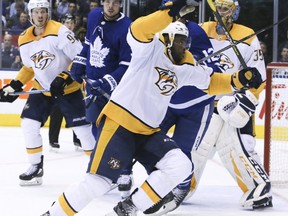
[217, 90, 258, 128]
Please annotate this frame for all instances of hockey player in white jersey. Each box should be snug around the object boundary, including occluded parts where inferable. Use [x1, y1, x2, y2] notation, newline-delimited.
[41, 0, 263, 215]
[187, 0, 272, 210]
[0, 0, 95, 186]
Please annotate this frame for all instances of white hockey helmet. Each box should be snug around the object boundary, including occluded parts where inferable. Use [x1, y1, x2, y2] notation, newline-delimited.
[28, 0, 50, 17]
[28, 0, 50, 27]
[161, 21, 189, 48]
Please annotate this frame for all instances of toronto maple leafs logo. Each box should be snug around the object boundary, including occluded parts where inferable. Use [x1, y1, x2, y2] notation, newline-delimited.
[155, 67, 178, 96]
[30, 50, 55, 70]
[90, 36, 109, 68]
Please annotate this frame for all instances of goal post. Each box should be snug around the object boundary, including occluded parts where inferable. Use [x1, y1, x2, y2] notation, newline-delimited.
[264, 62, 288, 186]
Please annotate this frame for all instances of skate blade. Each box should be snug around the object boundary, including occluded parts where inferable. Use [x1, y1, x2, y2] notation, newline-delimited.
[74, 146, 83, 152]
[145, 201, 177, 216]
[49, 147, 59, 153]
[107, 183, 118, 193]
[19, 177, 43, 186]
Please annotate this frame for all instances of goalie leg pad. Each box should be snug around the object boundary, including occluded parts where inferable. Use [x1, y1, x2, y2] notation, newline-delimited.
[216, 123, 272, 208]
[186, 113, 224, 200]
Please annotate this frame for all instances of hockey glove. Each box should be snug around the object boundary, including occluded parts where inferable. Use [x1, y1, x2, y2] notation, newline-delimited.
[0, 80, 23, 103]
[217, 90, 258, 128]
[90, 74, 117, 97]
[50, 71, 73, 98]
[160, 0, 199, 18]
[231, 67, 262, 90]
[70, 54, 87, 84]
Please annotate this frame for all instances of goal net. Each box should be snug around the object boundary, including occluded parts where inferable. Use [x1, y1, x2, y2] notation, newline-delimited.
[264, 62, 288, 186]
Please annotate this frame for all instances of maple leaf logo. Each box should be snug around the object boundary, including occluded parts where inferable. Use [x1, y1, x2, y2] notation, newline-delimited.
[89, 36, 110, 68]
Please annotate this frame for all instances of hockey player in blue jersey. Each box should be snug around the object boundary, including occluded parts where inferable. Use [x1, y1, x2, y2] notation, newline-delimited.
[70, 0, 132, 139]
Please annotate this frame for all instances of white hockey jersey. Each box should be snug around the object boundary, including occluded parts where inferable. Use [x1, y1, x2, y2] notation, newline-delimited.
[201, 21, 266, 100]
[99, 11, 235, 135]
[16, 20, 83, 94]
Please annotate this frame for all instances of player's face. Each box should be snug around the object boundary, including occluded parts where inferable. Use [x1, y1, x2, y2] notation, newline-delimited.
[64, 20, 75, 31]
[103, 0, 121, 21]
[31, 8, 48, 28]
[171, 35, 188, 64]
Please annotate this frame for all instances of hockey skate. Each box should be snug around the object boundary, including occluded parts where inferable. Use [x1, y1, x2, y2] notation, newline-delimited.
[240, 183, 273, 209]
[19, 155, 44, 186]
[106, 196, 137, 216]
[144, 188, 189, 216]
[117, 174, 133, 199]
[49, 142, 60, 152]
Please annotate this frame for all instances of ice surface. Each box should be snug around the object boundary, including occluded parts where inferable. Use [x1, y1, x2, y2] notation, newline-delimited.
[0, 127, 287, 216]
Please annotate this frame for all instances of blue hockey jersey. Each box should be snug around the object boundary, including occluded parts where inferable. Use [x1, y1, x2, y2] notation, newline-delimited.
[79, 7, 132, 84]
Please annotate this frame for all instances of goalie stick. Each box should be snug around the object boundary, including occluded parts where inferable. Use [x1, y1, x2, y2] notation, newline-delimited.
[198, 15, 288, 64]
[206, 0, 247, 68]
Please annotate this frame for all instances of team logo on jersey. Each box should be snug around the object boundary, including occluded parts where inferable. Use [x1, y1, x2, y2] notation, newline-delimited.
[30, 50, 55, 70]
[90, 36, 109, 68]
[108, 157, 120, 169]
[217, 53, 234, 71]
[155, 67, 178, 96]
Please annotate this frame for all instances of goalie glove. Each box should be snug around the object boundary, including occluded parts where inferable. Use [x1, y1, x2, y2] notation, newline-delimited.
[217, 90, 258, 128]
[231, 67, 262, 90]
[50, 71, 73, 98]
[160, 0, 200, 18]
[90, 74, 117, 97]
[70, 54, 87, 84]
[0, 80, 23, 103]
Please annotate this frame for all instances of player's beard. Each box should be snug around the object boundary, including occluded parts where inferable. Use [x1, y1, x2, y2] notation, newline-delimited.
[104, 11, 120, 21]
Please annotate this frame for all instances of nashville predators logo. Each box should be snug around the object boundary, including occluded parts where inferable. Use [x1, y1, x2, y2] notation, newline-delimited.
[30, 50, 55, 70]
[217, 53, 234, 71]
[155, 67, 178, 96]
[108, 157, 120, 169]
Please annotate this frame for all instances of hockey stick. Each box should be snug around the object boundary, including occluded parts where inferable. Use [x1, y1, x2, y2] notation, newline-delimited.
[9, 89, 49, 96]
[198, 15, 288, 64]
[206, 0, 247, 68]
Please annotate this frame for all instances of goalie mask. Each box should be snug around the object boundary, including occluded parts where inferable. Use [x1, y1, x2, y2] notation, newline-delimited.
[162, 21, 190, 64]
[214, 0, 240, 34]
